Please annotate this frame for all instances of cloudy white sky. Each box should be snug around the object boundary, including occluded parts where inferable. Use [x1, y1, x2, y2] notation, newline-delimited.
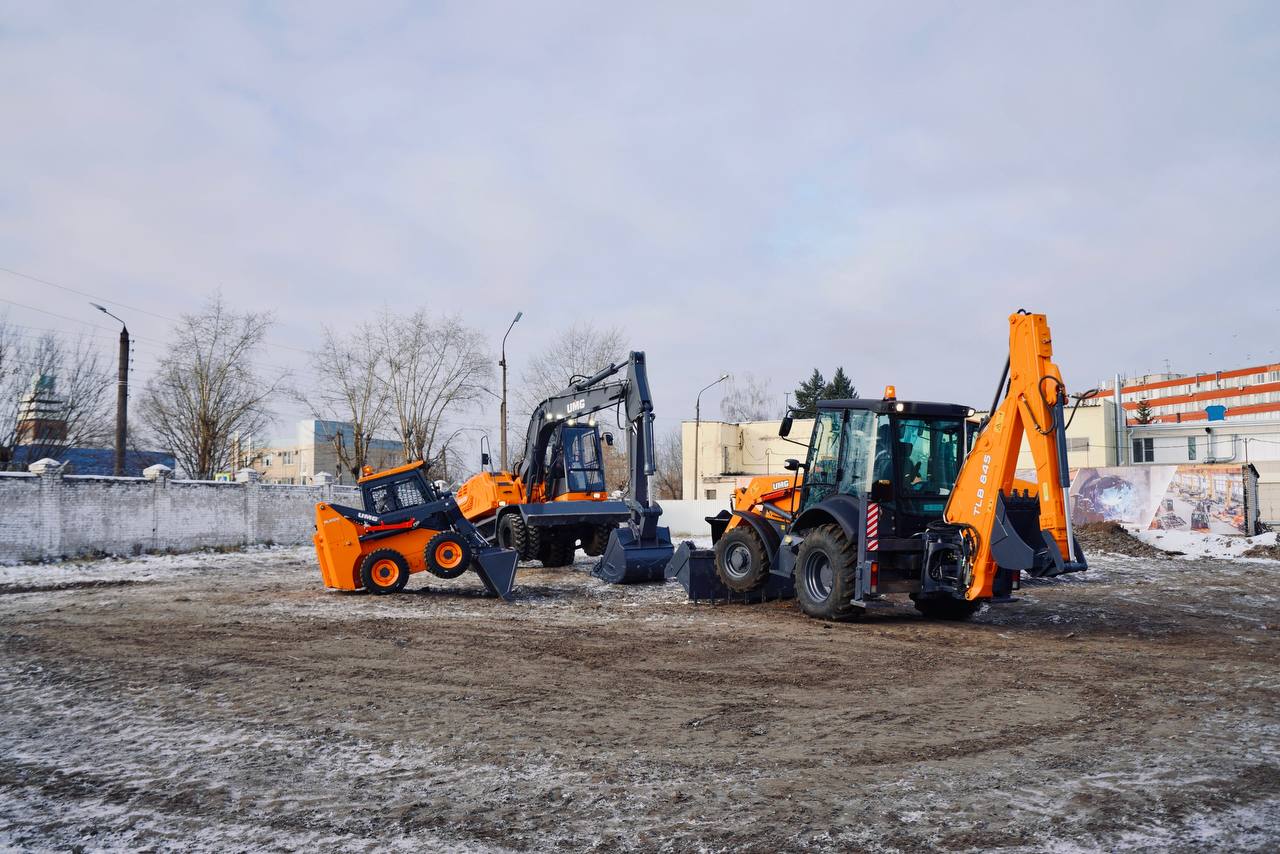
[2, 2, 1278, 446]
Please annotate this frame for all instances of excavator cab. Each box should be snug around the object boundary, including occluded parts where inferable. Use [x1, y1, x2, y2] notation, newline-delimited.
[542, 423, 608, 499]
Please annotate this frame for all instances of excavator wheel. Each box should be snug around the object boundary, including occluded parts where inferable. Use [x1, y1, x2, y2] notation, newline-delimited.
[911, 595, 982, 621]
[793, 524, 862, 622]
[539, 531, 577, 568]
[497, 513, 541, 562]
[582, 523, 615, 557]
[360, 549, 410, 594]
[425, 532, 472, 579]
[714, 525, 771, 592]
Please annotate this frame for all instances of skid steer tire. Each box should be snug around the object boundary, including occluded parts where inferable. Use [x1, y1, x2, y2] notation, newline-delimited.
[911, 595, 982, 621]
[539, 531, 577, 568]
[582, 524, 614, 557]
[360, 549, 410, 594]
[794, 524, 862, 622]
[714, 525, 771, 592]
[425, 532, 472, 579]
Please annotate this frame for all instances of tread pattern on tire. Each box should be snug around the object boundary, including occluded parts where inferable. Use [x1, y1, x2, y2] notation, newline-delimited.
[539, 530, 577, 568]
[359, 548, 410, 594]
[713, 524, 771, 592]
[583, 524, 614, 557]
[424, 531, 472, 579]
[499, 513, 540, 562]
[793, 523, 862, 622]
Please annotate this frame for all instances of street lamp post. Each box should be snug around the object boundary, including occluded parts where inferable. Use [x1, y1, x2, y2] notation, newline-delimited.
[499, 311, 523, 471]
[92, 304, 129, 476]
[692, 373, 730, 501]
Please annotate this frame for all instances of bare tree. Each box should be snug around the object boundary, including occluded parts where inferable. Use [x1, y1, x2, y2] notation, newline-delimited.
[516, 321, 629, 419]
[653, 427, 683, 500]
[139, 295, 282, 479]
[304, 323, 392, 481]
[379, 309, 492, 476]
[0, 319, 113, 465]
[720, 372, 777, 422]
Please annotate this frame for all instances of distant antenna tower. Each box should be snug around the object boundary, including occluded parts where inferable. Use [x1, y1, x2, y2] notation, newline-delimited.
[1163, 358, 1172, 375]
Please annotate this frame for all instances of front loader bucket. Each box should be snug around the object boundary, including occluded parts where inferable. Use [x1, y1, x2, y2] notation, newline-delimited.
[471, 547, 519, 601]
[592, 525, 674, 584]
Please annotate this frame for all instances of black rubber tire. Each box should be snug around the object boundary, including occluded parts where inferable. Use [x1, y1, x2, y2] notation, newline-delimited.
[497, 513, 540, 562]
[424, 531, 472, 579]
[359, 549, 410, 594]
[793, 524, 862, 621]
[714, 525, 771, 592]
[911, 595, 982, 621]
[539, 530, 577, 568]
[582, 524, 615, 557]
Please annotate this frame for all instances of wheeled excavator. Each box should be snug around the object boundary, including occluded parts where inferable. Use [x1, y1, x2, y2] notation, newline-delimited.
[313, 460, 518, 599]
[455, 351, 674, 583]
[667, 310, 1088, 621]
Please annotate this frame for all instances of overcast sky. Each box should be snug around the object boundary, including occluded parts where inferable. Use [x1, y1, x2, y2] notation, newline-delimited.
[2, 2, 1278, 447]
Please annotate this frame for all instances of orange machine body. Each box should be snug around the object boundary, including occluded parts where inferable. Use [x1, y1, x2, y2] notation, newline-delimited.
[455, 470, 609, 525]
[723, 472, 805, 533]
[944, 311, 1074, 600]
[312, 502, 444, 590]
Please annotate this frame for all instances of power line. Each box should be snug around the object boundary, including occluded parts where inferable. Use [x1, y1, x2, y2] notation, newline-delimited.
[0, 265, 178, 322]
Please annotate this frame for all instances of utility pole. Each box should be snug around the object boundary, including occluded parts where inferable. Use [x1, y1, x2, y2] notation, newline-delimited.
[499, 311, 523, 471]
[692, 373, 730, 501]
[93, 304, 129, 476]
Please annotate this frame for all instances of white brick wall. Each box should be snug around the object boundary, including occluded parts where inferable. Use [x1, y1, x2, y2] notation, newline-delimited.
[1, 465, 361, 563]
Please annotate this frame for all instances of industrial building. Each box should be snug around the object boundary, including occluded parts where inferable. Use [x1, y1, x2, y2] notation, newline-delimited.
[248, 419, 405, 485]
[1107, 362, 1280, 424]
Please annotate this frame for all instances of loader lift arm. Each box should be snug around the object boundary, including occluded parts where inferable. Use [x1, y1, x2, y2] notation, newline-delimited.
[941, 310, 1087, 600]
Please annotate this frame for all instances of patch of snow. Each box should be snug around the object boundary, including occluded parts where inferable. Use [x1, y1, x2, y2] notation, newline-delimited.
[1132, 528, 1278, 561]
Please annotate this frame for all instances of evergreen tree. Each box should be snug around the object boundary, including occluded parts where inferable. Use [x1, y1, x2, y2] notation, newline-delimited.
[792, 369, 826, 417]
[1134, 398, 1154, 424]
[824, 366, 857, 400]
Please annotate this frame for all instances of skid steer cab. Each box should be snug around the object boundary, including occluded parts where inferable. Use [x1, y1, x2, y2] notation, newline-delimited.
[312, 461, 518, 599]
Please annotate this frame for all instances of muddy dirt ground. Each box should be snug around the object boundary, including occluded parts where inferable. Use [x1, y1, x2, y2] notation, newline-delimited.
[2, 545, 1278, 853]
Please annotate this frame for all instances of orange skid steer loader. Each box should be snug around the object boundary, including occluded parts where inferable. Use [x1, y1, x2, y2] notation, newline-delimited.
[314, 460, 518, 599]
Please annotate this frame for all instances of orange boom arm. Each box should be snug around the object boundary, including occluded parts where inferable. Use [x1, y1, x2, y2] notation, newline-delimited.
[945, 311, 1084, 599]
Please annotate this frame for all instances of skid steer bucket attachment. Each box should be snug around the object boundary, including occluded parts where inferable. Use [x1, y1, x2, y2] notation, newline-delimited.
[471, 547, 519, 600]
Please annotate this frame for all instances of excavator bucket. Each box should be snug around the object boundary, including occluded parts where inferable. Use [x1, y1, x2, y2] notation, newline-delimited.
[471, 546, 519, 600]
[593, 525, 674, 583]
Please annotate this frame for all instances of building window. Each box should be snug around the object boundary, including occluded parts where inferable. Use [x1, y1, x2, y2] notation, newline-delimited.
[704, 489, 717, 500]
[1187, 437, 1196, 461]
[1132, 437, 1154, 463]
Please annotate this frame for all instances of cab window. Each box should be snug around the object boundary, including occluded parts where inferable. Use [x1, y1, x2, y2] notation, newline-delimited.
[394, 478, 426, 508]
[802, 410, 843, 509]
[894, 418, 964, 495]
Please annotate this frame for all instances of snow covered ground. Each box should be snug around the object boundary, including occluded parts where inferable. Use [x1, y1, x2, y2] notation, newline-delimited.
[1132, 528, 1278, 560]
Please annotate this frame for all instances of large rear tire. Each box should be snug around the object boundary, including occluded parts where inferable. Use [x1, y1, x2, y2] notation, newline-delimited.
[911, 595, 982, 621]
[424, 531, 472, 579]
[714, 525, 771, 592]
[360, 549, 410, 594]
[793, 524, 861, 621]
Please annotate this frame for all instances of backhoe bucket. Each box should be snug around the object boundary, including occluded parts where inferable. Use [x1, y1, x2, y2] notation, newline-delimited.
[471, 547, 519, 600]
[592, 525, 674, 584]
[991, 491, 1087, 579]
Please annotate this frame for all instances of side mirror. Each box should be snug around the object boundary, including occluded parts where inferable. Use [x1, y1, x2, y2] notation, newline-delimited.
[871, 480, 893, 502]
[779, 416, 793, 437]
[783, 458, 802, 472]
[603, 432, 615, 446]
[480, 452, 491, 466]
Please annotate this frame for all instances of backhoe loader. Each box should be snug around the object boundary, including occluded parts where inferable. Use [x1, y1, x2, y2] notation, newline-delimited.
[313, 460, 518, 598]
[455, 351, 673, 582]
[667, 310, 1087, 620]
